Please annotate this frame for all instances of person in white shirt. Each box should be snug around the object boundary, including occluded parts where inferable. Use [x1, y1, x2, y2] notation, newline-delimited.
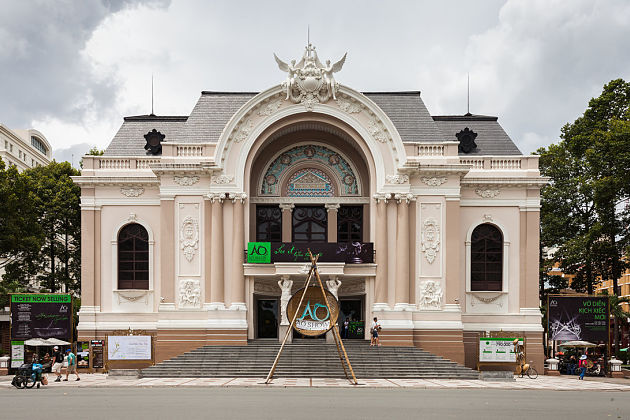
[370, 317, 381, 347]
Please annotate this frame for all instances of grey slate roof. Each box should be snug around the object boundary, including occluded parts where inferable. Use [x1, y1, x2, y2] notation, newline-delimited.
[433, 114, 522, 156]
[363, 92, 444, 143]
[103, 91, 519, 156]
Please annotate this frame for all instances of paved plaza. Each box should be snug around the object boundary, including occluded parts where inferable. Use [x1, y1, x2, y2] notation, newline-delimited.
[2, 374, 629, 391]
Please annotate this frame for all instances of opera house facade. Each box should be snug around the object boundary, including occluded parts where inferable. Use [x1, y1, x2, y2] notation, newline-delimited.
[75, 45, 546, 369]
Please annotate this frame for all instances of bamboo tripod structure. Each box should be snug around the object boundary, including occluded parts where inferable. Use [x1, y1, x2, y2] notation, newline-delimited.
[264, 250, 358, 385]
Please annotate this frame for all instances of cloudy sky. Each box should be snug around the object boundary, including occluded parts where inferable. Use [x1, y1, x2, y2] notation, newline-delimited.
[2, 0, 629, 165]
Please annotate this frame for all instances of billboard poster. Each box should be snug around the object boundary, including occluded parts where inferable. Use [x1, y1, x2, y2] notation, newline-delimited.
[548, 296, 609, 342]
[246, 242, 374, 264]
[10, 294, 72, 340]
[478, 338, 523, 363]
[91, 340, 104, 369]
[107, 336, 152, 360]
[11, 341, 24, 368]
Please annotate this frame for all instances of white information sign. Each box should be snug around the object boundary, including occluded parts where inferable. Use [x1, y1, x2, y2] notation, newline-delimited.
[107, 336, 152, 360]
[479, 338, 523, 363]
[11, 342, 24, 368]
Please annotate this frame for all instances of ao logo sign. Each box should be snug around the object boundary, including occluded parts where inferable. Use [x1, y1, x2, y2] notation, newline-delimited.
[299, 301, 330, 322]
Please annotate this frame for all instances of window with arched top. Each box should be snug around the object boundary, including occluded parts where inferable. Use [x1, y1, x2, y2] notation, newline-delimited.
[470, 224, 503, 291]
[118, 223, 149, 290]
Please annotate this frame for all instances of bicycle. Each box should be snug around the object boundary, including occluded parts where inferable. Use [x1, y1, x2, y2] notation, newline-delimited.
[11, 363, 44, 389]
[517, 361, 538, 379]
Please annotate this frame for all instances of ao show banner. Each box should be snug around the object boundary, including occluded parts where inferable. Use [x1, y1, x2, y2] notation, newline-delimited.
[247, 242, 374, 264]
[548, 296, 609, 342]
[10, 294, 72, 340]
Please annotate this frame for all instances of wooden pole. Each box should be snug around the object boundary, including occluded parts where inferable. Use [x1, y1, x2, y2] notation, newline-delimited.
[310, 250, 358, 385]
[264, 256, 319, 384]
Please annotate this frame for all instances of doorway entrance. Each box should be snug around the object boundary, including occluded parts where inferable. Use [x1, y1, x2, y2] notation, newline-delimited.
[339, 298, 365, 339]
[256, 299, 278, 339]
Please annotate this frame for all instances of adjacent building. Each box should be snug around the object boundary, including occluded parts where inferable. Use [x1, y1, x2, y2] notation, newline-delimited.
[0, 124, 52, 171]
[74, 45, 546, 369]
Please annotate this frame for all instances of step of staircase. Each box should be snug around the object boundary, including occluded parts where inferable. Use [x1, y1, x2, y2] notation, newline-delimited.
[141, 340, 479, 379]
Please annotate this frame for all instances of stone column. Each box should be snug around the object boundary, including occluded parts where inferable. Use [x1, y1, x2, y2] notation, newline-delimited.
[325, 276, 342, 343]
[325, 203, 340, 243]
[386, 197, 398, 308]
[230, 193, 247, 310]
[445, 199, 461, 305]
[394, 194, 412, 309]
[373, 194, 389, 309]
[159, 197, 175, 309]
[209, 193, 225, 309]
[278, 276, 293, 343]
[204, 198, 212, 304]
[280, 203, 294, 242]
[80, 208, 95, 308]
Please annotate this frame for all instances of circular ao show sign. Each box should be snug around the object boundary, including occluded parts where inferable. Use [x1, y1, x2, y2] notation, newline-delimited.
[286, 286, 340, 336]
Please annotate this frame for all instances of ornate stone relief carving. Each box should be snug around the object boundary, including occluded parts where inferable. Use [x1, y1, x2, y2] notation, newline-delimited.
[278, 277, 293, 325]
[421, 218, 440, 264]
[257, 99, 282, 117]
[385, 174, 409, 184]
[482, 214, 494, 222]
[395, 193, 414, 203]
[180, 216, 199, 262]
[418, 280, 443, 309]
[470, 293, 504, 307]
[335, 97, 361, 114]
[274, 43, 347, 110]
[421, 177, 447, 186]
[120, 187, 144, 197]
[173, 175, 200, 186]
[326, 277, 342, 299]
[179, 279, 201, 308]
[234, 119, 253, 143]
[475, 188, 500, 198]
[212, 174, 234, 185]
[127, 212, 137, 222]
[339, 281, 365, 295]
[114, 290, 150, 305]
[367, 118, 388, 143]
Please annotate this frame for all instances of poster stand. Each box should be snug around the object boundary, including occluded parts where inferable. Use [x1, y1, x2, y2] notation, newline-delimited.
[264, 250, 359, 385]
[105, 327, 155, 372]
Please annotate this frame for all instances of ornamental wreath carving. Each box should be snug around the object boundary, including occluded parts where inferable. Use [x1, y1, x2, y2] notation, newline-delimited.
[173, 175, 200, 186]
[180, 216, 199, 262]
[475, 188, 500, 198]
[421, 218, 440, 264]
[120, 187, 144, 197]
[179, 279, 201, 308]
[367, 118, 388, 143]
[212, 174, 234, 185]
[419, 280, 443, 309]
[421, 177, 447, 187]
[336, 97, 361, 114]
[385, 174, 409, 184]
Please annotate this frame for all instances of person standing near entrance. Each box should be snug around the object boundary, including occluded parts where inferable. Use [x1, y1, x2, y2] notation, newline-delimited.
[343, 318, 349, 339]
[370, 317, 381, 347]
[52, 346, 64, 382]
[64, 349, 80, 381]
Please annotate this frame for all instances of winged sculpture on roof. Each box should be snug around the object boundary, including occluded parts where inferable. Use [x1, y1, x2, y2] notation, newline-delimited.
[274, 44, 347, 109]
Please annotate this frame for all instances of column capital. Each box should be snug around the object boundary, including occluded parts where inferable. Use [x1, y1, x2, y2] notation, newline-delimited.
[279, 203, 295, 211]
[208, 192, 226, 203]
[324, 203, 340, 212]
[372, 193, 391, 203]
[394, 193, 414, 204]
[230, 192, 247, 203]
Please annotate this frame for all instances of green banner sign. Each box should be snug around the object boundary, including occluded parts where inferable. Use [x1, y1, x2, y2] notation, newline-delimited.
[11, 294, 71, 303]
[247, 242, 271, 263]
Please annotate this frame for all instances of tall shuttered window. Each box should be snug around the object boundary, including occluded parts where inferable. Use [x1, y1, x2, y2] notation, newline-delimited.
[118, 223, 149, 290]
[256, 205, 282, 242]
[470, 224, 503, 291]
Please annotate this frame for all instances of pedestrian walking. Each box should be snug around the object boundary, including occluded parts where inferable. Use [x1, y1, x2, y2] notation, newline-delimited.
[578, 354, 587, 380]
[51, 346, 63, 382]
[370, 317, 381, 347]
[64, 349, 80, 381]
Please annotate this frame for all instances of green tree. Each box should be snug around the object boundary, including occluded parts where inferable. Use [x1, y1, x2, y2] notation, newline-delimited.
[1, 162, 81, 299]
[538, 79, 630, 353]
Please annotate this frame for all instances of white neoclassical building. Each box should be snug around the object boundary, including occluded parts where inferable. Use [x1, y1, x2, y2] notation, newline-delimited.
[75, 44, 545, 369]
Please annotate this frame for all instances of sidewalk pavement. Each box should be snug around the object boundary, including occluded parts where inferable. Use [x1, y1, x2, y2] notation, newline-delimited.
[2, 374, 630, 390]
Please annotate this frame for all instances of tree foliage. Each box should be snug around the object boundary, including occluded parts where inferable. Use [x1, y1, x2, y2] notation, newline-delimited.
[0, 161, 81, 305]
[538, 79, 630, 294]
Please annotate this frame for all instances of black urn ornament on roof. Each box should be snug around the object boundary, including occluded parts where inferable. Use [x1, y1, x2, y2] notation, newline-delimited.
[456, 127, 478, 154]
[144, 129, 165, 155]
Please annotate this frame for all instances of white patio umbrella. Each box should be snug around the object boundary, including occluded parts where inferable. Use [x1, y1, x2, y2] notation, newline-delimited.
[44, 338, 70, 346]
[558, 340, 598, 348]
[24, 338, 49, 346]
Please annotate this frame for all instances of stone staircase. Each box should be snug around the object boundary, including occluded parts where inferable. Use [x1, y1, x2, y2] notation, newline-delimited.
[141, 340, 479, 379]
